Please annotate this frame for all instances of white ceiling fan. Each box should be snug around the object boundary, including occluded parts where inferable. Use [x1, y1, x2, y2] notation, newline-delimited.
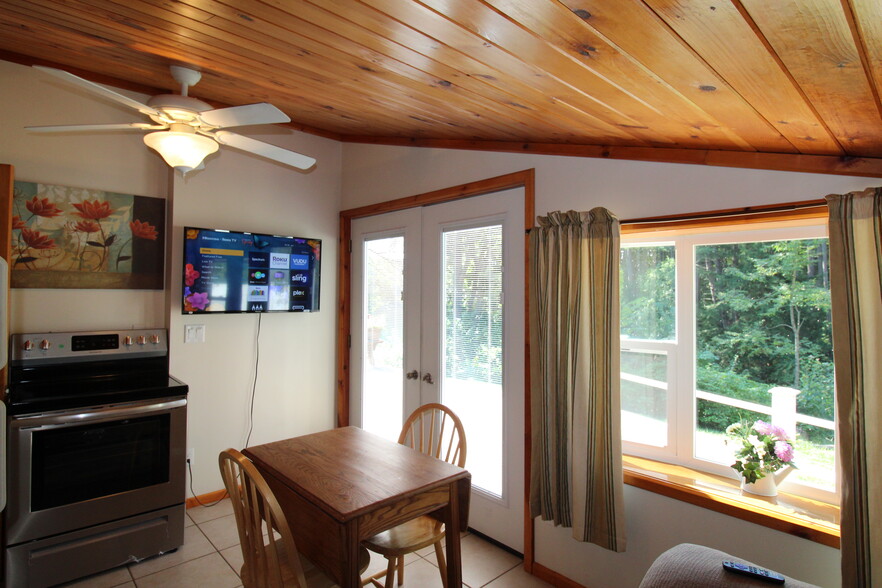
[26, 65, 316, 173]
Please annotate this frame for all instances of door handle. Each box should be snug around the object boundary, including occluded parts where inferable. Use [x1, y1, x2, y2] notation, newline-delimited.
[406, 370, 419, 380]
[422, 372, 434, 385]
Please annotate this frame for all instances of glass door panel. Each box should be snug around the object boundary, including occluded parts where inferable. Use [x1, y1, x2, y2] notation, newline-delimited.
[441, 224, 503, 496]
[361, 236, 405, 442]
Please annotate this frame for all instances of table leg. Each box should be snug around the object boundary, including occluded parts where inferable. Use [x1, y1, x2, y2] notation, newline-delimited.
[344, 520, 360, 588]
[444, 481, 463, 588]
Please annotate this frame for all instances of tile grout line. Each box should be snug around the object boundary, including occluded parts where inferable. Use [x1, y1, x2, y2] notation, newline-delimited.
[110, 504, 533, 588]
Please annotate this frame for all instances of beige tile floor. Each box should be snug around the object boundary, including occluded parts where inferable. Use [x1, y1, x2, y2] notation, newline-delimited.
[59, 498, 553, 588]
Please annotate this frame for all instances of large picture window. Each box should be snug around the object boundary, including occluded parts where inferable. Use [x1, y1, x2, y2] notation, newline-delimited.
[620, 221, 836, 502]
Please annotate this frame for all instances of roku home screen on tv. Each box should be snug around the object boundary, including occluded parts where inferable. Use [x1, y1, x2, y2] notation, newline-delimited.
[183, 227, 321, 313]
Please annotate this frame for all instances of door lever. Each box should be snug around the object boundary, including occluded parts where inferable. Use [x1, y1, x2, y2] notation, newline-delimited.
[422, 372, 434, 385]
[406, 370, 419, 380]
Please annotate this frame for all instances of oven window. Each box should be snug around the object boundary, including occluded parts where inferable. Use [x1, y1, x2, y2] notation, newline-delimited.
[30, 414, 171, 511]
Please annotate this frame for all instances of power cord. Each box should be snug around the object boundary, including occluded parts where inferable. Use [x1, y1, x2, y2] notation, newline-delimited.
[185, 312, 262, 508]
[244, 312, 262, 449]
[186, 458, 227, 507]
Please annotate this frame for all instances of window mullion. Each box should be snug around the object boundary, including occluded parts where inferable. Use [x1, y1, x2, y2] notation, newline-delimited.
[673, 237, 694, 464]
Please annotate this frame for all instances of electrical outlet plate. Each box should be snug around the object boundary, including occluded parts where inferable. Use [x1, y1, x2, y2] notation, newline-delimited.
[186, 448, 195, 464]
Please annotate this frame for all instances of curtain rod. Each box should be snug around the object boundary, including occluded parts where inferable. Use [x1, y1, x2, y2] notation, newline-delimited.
[622, 199, 826, 226]
[524, 199, 827, 233]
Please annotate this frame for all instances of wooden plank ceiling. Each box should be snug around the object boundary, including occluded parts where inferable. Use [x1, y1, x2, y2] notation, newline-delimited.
[2, 0, 882, 175]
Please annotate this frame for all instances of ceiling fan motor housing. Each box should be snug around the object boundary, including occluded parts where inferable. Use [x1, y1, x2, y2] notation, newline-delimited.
[146, 94, 213, 126]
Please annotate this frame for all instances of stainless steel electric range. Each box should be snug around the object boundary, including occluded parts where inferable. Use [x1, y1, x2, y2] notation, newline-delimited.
[4, 328, 188, 587]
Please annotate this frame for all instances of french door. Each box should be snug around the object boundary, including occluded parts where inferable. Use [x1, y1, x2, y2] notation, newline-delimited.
[350, 188, 525, 551]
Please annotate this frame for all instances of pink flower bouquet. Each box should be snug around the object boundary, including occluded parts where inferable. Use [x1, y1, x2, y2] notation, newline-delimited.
[726, 420, 796, 484]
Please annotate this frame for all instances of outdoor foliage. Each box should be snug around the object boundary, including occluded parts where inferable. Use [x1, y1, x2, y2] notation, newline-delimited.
[621, 245, 675, 340]
[621, 237, 834, 445]
[444, 226, 503, 385]
[695, 239, 833, 442]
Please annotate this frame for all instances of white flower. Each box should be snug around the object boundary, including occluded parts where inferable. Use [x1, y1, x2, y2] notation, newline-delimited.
[748, 435, 766, 458]
[726, 423, 742, 435]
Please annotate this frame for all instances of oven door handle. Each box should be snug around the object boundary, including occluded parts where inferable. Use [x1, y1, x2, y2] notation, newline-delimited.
[12, 397, 187, 429]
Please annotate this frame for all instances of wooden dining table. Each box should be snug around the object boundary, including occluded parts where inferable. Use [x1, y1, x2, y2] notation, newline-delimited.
[243, 426, 471, 588]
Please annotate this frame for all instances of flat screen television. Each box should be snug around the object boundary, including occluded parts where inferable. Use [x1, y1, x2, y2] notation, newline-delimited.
[182, 226, 320, 314]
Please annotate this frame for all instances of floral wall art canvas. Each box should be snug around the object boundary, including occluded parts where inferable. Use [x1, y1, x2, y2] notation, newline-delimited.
[11, 181, 165, 289]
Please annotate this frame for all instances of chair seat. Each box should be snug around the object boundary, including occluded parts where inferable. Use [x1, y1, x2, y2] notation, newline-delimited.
[243, 541, 371, 587]
[362, 516, 445, 557]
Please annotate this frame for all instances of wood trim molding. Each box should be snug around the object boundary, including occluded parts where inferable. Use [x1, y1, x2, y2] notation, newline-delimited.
[336, 211, 352, 429]
[530, 562, 587, 588]
[185, 489, 228, 509]
[341, 137, 882, 178]
[622, 199, 829, 234]
[0, 164, 12, 391]
[623, 466, 839, 549]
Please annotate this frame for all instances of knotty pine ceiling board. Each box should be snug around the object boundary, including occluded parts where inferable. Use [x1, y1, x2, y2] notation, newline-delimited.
[1, 0, 881, 175]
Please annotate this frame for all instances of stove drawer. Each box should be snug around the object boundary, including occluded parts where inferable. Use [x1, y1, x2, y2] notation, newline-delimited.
[5, 504, 184, 588]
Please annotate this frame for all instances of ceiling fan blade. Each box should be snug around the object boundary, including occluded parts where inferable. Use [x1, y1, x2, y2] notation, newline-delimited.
[214, 131, 316, 170]
[25, 122, 165, 133]
[199, 103, 290, 128]
[34, 66, 161, 117]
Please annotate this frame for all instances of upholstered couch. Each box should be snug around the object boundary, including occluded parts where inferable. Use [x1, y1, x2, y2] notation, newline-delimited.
[639, 543, 822, 587]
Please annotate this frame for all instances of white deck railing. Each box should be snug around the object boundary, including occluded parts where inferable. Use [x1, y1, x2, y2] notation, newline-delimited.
[621, 372, 835, 436]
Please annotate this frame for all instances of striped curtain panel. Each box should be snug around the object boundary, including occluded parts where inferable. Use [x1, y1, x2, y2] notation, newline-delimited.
[826, 187, 882, 588]
[528, 208, 626, 552]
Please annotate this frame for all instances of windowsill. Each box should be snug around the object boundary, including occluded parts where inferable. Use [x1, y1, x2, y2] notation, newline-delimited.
[622, 455, 840, 548]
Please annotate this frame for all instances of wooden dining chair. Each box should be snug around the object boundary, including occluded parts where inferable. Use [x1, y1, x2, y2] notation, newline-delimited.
[361, 404, 467, 588]
[219, 448, 370, 588]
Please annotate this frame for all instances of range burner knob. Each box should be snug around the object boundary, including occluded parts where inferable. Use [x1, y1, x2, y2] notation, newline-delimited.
[39, 339, 51, 351]
[136, 335, 147, 346]
[123, 335, 133, 346]
[150, 334, 160, 345]
[23, 340, 33, 351]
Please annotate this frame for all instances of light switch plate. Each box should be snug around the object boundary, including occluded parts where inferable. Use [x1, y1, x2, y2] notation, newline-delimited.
[184, 324, 205, 343]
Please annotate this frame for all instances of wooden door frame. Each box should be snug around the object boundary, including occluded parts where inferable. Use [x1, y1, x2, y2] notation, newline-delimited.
[1, 164, 13, 390]
[336, 168, 536, 567]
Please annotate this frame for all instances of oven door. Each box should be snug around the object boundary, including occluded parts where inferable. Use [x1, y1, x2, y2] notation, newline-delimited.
[5, 396, 187, 546]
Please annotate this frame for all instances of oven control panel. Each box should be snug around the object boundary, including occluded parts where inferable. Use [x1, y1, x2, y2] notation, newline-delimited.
[10, 329, 168, 364]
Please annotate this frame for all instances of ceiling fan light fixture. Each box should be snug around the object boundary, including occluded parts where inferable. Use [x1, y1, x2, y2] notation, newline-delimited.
[143, 129, 218, 173]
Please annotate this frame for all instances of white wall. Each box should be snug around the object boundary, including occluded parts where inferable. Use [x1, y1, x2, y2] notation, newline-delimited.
[341, 143, 877, 588]
[0, 59, 343, 498]
[169, 129, 342, 495]
[0, 59, 168, 332]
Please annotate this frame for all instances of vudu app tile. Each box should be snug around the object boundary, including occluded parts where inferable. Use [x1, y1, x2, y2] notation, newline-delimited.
[248, 268, 269, 285]
[290, 271, 310, 286]
[290, 254, 310, 271]
[248, 251, 270, 268]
